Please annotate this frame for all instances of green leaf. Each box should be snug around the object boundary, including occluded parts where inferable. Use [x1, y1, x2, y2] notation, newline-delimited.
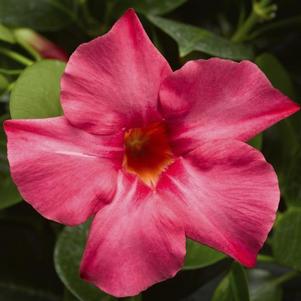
[63, 290, 80, 301]
[0, 23, 16, 43]
[10, 60, 65, 119]
[54, 222, 117, 301]
[183, 240, 225, 269]
[0, 174, 21, 210]
[0, 115, 21, 209]
[255, 53, 300, 207]
[212, 262, 250, 301]
[248, 134, 263, 150]
[148, 15, 254, 59]
[255, 53, 298, 141]
[282, 150, 301, 207]
[255, 53, 295, 98]
[212, 275, 232, 301]
[230, 263, 250, 301]
[0, 0, 75, 31]
[248, 269, 282, 301]
[114, 0, 187, 16]
[272, 209, 301, 271]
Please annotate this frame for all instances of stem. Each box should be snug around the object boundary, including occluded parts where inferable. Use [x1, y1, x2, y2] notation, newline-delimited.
[0, 47, 33, 66]
[80, 0, 95, 23]
[232, 11, 258, 42]
[237, 2, 247, 28]
[50, 0, 80, 24]
[18, 40, 42, 61]
[273, 271, 300, 286]
[81, 0, 93, 23]
[0, 68, 23, 75]
[257, 254, 275, 264]
[0, 282, 60, 301]
[79, 0, 102, 36]
[232, 0, 277, 43]
[249, 15, 301, 39]
[50, 0, 90, 35]
[7, 82, 15, 92]
[102, 0, 115, 33]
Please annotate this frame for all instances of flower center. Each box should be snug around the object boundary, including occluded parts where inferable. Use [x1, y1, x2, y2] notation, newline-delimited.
[123, 122, 174, 186]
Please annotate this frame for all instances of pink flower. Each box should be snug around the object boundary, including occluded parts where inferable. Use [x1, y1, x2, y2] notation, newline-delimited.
[4, 9, 299, 297]
[14, 28, 68, 62]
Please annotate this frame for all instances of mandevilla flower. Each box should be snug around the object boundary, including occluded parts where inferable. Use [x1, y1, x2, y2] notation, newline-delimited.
[4, 9, 299, 297]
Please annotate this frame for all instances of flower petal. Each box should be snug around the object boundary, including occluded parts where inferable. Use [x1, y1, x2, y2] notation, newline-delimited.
[61, 9, 172, 135]
[157, 140, 279, 267]
[80, 172, 185, 297]
[4, 117, 123, 225]
[160, 58, 300, 154]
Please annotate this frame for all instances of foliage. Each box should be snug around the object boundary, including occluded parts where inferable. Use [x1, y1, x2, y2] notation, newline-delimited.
[0, 0, 301, 300]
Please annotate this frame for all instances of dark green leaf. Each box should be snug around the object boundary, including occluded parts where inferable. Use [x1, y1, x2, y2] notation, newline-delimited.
[272, 209, 301, 271]
[0, 23, 16, 43]
[0, 175, 21, 210]
[63, 289, 80, 301]
[0, 115, 21, 209]
[0, 0, 75, 31]
[54, 222, 116, 301]
[230, 263, 250, 301]
[211, 274, 231, 301]
[255, 53, 300, 207]
[248, 134, 263, 150]
[255, 53, 295, 98]
[184, 240, 225, 270]
[282, 150, 301, 207]
[114, 0, 187, 16]
[212, 262, 250, 301]
[0, 73, 8, 94]
[148, 15, 254, 59]
[248, 269, 282, 301]
[10, 60, 65, 119]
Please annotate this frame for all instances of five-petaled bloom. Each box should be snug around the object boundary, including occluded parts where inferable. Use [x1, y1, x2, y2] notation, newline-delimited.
[4, 9, 300, 297]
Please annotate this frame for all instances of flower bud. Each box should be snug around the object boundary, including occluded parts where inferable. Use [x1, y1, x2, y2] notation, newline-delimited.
[14, 28, 68, 62]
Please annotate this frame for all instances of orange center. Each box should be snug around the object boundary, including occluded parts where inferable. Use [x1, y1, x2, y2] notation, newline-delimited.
[123, 122, 174, 186]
